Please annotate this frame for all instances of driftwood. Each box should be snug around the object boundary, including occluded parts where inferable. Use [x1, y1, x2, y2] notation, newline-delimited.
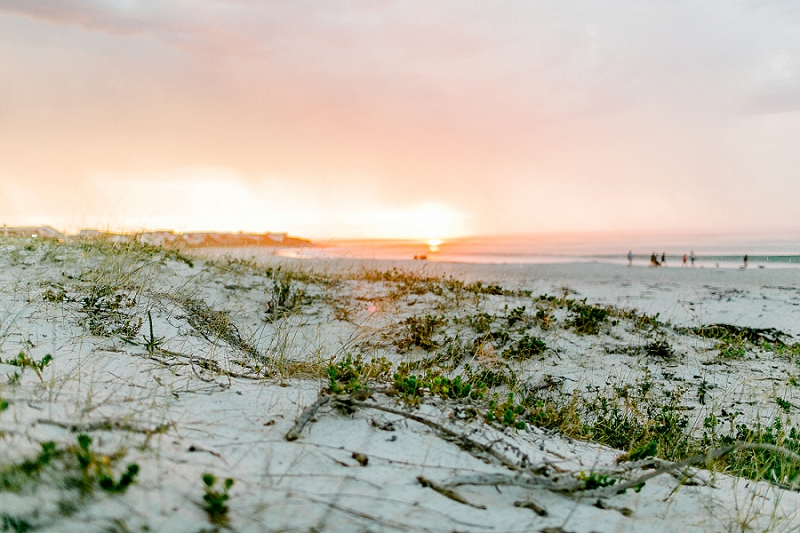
[284, 392, 800, 502]
[340, 399, 522, 471]
[417, 476, 486, 509]
[447, 442, 800, 498]
[284, 393, 521, 471]
[36, 418, 171, 435]
[285, 395, 335, 441]
[591, 442, 800, 497]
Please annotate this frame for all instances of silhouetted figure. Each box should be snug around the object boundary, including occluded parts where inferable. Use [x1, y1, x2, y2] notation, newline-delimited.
[650, 252, 660, 267]
[627, 250, 633, 267]
[690, 251, 696, 267]
[661, 252, 666, 265]
[743, 255, 748, 269]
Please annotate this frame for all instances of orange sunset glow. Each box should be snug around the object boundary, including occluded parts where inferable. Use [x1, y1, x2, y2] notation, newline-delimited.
[3, 3, 800, 240]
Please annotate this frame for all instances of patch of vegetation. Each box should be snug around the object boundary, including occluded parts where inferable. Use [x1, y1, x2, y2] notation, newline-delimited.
[645, 339, 674, 359]
[503, 335, 547, 360]
[358, 267, 519, 301]
[717, 342, 747, 360]
[201, 473, 234, 528]
[577, 471, 618, 490]
[2, 352, 52, 382]
[467, 312, 494, 334]
[533, 309, 554, 329]
[1, 514, 32, 533]
[265, 268, 310, 321]
[463, 281, 506, 296]
[627, 439, 658, 461]
[568, 300, 611, 334]
[690, 323, 789, 345]
[393, 370, 486, 406]
[0, 434, 138, 496]
[506, 373, 800, 491]
[776, 397, 793, 414]
[396, 314, 446, 352]
[0, 435, 139, 528]
[485, 393, 527, 429]
[464, 363, 518, 389]
[80, 284, 142, 339]
[41, 284, 66, 303]
[505, 306, 530, 329]
[327, 354, 393, 394]
[179, 298, 262, 360]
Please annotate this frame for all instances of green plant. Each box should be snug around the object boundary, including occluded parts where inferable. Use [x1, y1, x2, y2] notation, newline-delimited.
[80, 284, 142, 339]
[503, 335, 546, 360]
[142, 311, 164, 354]
[179, 298, 261, 360]
[578, 471, 618, 490]
[202, 473, 234, 527]
[533, 309, 553, 328]
[486, 393, 527, 430]
[397, 314, 446, 351]
[569, 301, 610, 334]
[468, 313, 494, 334]
[393, 371, 486, 406]
[1, 514, 32, 533]
[0, 435, 138, 496]
[41, 285, 66, 303]
[327, 354, 392, 394]
[718, 342, 747, 360]
[266, 270, 308, 321]
[776, 397, 793, 414]
[505, 306, 528, 328]
[645, 339, 674, 359]
[3, 352, 52, 382]
[627, 440, 658, 461]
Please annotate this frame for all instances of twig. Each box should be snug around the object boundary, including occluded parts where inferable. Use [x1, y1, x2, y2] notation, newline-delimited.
[417, 476, 486, 509]
[340, 398, 521, 471]
[591, 442, 800, 497]
[446, 472, 572, 492]
[285, 395, 334, 441]
[36, 418, 171, 435]
[449, 442, 800, 498]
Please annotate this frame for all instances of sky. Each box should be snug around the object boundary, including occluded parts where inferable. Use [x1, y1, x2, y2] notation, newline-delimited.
[2, 1, 800, 240]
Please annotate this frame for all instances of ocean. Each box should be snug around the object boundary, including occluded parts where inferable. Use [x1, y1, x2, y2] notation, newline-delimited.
[275, 233, 800, 269]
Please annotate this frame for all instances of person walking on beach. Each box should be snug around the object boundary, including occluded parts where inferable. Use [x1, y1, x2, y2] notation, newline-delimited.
[627, 250, 633, 267]
[743, 254, 748, 269]
[661, 252, 666, 265]
[650, 252, 660, 267]
[690, 251, 696, 267]
[682, 254, 687, 267]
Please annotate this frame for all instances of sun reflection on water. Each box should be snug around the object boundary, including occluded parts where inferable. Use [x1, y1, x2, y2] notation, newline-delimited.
[428, 239, 442, 253]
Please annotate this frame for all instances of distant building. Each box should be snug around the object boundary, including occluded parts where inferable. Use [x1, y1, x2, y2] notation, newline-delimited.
[2, 225, 65, 239]
[30, 227, 312, 248]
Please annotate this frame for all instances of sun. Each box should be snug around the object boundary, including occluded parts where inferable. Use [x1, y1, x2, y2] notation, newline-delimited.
[427, 239, 442, 253]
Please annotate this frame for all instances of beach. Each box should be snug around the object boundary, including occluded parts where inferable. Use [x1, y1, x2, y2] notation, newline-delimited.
[3, 238, 800, 532]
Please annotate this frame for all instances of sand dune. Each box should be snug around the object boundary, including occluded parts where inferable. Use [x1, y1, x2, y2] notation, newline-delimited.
[2, 239, 800, 532]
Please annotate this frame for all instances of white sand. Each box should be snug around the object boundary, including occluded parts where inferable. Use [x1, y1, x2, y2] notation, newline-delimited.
[1, 241, 800, 532]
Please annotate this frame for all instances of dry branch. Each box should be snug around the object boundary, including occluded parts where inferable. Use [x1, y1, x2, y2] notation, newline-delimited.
[285, 395, 335, 441]
[417, 476, 486, 509]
